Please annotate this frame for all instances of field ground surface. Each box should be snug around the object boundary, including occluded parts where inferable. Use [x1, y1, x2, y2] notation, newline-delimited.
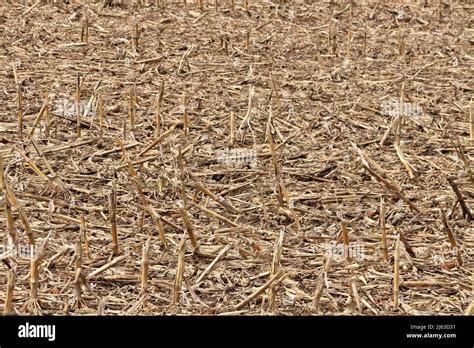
[0, 0, 473, 315]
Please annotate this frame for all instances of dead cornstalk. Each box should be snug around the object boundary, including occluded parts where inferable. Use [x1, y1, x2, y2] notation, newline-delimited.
[341, 222, 350, 262]
[270, 72, 281, 109]
[180, 208, 197, 250]
[447, 177, 472, 221]
[1, 156, 18, 243]
[470, 98, 473, 143]
[380, 197, 388, 263]
[74, 237, 84, 308]
[440, 208, 463, 266]
[80, 215, 89, 259]
[393, 234, 400, 309]
[76, 75, 81, 138]
[30, 250, 40, 309]
[313, 255, 332, 313]
[156, 80, 164, 136]
[268, 230, 284, 311]
[13, 62, 23, 140]
[98, 93, 104, 139]
[129, 84, 136, 132]
[182, 93, 189, 137]
[229, 111, 235, 146]
[4, 268, 15, 314]
[173, 237, 186, 304]
[109, 188, 119, 255]
[141, 237, 151, 292]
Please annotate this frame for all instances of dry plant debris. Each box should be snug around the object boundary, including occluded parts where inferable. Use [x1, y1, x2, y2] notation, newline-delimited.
[0, 0, 473, 316]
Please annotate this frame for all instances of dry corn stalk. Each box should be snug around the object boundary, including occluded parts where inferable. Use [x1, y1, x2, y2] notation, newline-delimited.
[465, 302, 474, 315]
[154, 217, 168, 249]
[394, 141, 415, 179]
[331, 20, 337, 54]
[4, 268, 15, 314]
[132, 23, 139, 53]
[182, 93, 189, 137]
[354, 144, 421, 213]
[16, 148, 48, 180]
[87, 255, 127, 280]
[440, 208, 463, 266]
[380, 197, 388, 263]
[129, 85, 136, 132]
[398, 229, 416, 258]
[74, 238, 84, 308]
[346, 30, 352, 58]
[313, 254, 332, 312]
[393, 84, 416, 178]
[139, 204, 168, 249]
[156, 80, 164, 136]
[234, 270, 286, 310]
[138, 124, 176, 157]
[125, 150, 168, 249]
[341, 222, 350, 261]
[350, 277, 362, 313]
[191, 202, 239, 228]
[109, 188, 119, 255]
[0, 154, 4, 189]
[30, 137, 56, 177]
[398, 29, 405, 57]
[470, 98, 473, 143]
[315, 32, 321, 61]
[0, 156, 18, 243]
[21, 0, 41, 17]
[229, 111, 235, 146]
[127, 160, 148, 205]
[177, 145, 187, 207]
[76, 75, 81, 138]
[180, 208, 197, 249]
[194, 181, 239, 214]
[5, 193, 17, 244]
[98, 93, 104, 139]
[238, 85, 255, 136]
[29, 97, 48, 137]
[12, 62, 23, 139]
[81, 18, 89, 43]
[327, 18, 332, 49]
[268, 230, 284, 311]
[393, 234, 400, 308]
[82, 80, 101, 120]
[4, 182, 35, 244]
[80, 215, 89, 259]
[25, 232, 51, 315]
[268, 127, 299, 228]
[362, 29, 367, 57]
[173, 237, 186, 304]
[195, 242, 234, 285]
[438, 0, 442, 21]
[453, 139, 474, 185]
[270, 72, 281, 109]
[141, 237, 151, 292]
[245, 29, 251, 50]
[268, 127, 279, 177]
[98, 298, 106, 315]
[29, 249, 41, 313]
[268, 128, 290, 207]
[447, 177, 472, 222]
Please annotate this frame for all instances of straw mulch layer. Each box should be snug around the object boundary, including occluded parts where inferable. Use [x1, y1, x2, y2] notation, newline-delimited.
[0, 0, 472, 315]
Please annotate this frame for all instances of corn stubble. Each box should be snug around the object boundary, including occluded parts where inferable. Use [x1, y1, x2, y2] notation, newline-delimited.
[0, 0, 471, 317]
